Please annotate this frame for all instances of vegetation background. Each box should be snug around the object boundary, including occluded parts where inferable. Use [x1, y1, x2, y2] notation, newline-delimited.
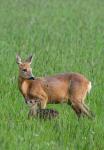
[0, 0, 104, 149]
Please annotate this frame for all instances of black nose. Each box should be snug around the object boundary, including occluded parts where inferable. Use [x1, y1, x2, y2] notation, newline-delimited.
[29, 76, 35, 80]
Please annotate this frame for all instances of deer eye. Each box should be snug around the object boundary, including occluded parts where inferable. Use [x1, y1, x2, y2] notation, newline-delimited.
[22, 69, 27, 72]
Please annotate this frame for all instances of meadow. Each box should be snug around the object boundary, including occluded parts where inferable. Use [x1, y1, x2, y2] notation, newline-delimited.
[0, 0, 104, 149]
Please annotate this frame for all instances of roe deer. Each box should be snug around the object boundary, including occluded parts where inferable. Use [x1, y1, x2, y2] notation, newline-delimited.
[28, 99, 59, 119]
[16, 54, 93, 118]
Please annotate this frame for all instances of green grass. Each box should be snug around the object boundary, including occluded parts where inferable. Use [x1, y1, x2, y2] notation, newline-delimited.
[0, 0, 104, 149]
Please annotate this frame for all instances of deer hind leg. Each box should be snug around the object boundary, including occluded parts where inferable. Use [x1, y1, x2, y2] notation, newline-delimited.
[70, 101, 93, 119]
[68, 80, 94, 118]
[71, 102, 82, 118]
[80, 91, 95, 118]
[83, 103, 95, 118]
[69, 93, 93, 118]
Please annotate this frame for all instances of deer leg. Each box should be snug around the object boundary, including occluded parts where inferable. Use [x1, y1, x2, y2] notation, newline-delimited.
[74, 102, 93, 119]
[68, 99, 82, 118]
[71, 102, 82, 118]
[69, 99, 93, 119]
[83, 103, 95, 118]
[40, 100, 47, 109]
[28, 98, 47, 118]
[83, 103, 89, 111]
[28, 98, 41, 118]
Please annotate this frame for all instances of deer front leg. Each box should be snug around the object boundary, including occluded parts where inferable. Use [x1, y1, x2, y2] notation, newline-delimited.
[28, 100, 47, 118]
[27, 98, 44, 118]
[40, 98, 48, 109]
[33, 96, 48, 109]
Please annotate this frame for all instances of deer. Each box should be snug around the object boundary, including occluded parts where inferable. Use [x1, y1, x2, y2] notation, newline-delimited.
[28, 99, 59, 120]
[16, 54, 94, 119]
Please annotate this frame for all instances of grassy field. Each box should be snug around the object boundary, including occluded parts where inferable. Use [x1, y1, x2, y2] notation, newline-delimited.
[0, 0, 104, 149]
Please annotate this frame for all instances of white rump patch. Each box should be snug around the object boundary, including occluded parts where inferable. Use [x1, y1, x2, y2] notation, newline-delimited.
[88, 81, 92, 93]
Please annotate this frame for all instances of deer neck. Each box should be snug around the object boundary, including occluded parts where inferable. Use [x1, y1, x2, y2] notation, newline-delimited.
[18, 76, 29, 98]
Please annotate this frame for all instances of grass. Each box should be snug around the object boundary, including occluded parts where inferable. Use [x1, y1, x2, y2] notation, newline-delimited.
[0, 0, 104, 149]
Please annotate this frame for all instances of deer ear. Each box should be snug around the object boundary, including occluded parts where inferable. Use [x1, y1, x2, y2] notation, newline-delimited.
[16, 54, 22, 64]
[26, 55, 33, 64]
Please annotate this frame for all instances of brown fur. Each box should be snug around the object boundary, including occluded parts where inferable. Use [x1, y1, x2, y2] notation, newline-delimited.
[16, 55, 93, 118]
